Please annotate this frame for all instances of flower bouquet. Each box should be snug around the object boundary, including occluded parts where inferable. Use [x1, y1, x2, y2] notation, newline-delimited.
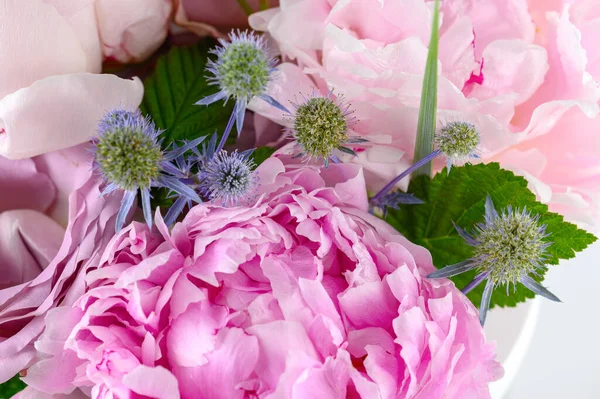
[1, 0, 598, 398]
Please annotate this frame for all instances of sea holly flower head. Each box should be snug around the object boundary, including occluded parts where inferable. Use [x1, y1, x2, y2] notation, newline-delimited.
[435, 121, 480, 170]
[95, 110, 163, 191]
[198, 148, 258, 207]
[287, 91, 365, 167]
[427, 195, 560, 325]
[196, 30, 288, 149]
[93, 110, 203, 232]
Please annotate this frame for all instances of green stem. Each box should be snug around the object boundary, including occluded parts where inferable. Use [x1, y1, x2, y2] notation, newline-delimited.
[412, 0, 440, 178]
[236, 0, 254, 16]
[259, 0, 269, 11]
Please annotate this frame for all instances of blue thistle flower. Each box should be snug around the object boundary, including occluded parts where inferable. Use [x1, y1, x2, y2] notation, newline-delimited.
[435, 121, 480, 171]
[196, 30, 287, 153]
[198, 147, 258, 207]
[93, 110, 203, 232]
[287, 91, 366, 167]
[427, 196, 560, 325]
[162, 143, 200, 226]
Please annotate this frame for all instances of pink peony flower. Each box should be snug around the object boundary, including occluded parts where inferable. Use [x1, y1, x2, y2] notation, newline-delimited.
[0, 0, 158, 160]
[172, 0, 279, 38]
[248, 0, 600, 230]
[25, 157, 501, 398]
[0, 146, 122, 385]
[96, 0, 172, 63]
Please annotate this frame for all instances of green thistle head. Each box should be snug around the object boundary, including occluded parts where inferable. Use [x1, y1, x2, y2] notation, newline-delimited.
[435, 121, 480, 166]
[292, 94, 353, 161]
[94, 110, 163, 191]
[212, 31, 273, 103]
[473, 204, 550, 287]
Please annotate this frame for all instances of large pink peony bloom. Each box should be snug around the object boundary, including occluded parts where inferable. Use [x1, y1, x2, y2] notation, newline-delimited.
[0, 146, 122, 385]
[25, 157, 501, 398]
[248, 0, 600, 230]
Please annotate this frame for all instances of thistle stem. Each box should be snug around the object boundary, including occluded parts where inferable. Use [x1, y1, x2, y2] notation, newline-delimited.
[235, 0, 255, 16]
[216, 103, 238, 154]
[371, 149, 441, 204]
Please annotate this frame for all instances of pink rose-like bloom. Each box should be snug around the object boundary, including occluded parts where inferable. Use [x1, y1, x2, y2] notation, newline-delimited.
[27, 157, 501, 398]
[0, 146, 122, 385]
[96, 0, 172, 63]
[248, 0, 600, 230]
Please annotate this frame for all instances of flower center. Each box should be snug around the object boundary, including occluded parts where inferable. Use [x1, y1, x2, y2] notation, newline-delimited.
[95, 124, 163, 191]
[474, 209, 547, 286]
[435, 122, 480, 161]
[217, 41, 270, 102]
[293, 97, 349, 159]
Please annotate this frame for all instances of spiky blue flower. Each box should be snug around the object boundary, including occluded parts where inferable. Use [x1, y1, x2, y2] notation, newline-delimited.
[370, 192, 424, 217]
[287, 91, 366, 167]
[198, 148, 258, 207]
[196, 30, 287, 153]
[162, 143, 201, 226]
[93, 110, 203, 232]
[435, 121, 480, 171]
[427, 196, 560, 325]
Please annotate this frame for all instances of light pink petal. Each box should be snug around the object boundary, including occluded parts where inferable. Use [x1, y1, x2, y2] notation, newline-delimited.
[328, 0, 431, 45]
[167, 301, 227, 368]
[122, 365, 180, 399]
[0, 73, 143, 159]
[467, 40, 548, 105]
[95, 0, 172, 63]
[0, 210, 64, 289]
[175, 328, 259, 399]
[0, 0, 100, 99]
[32, 144, 93, 226]
[292, 354, 350, 399]
[0, 156, 55, 214]
[247, 320, 319, 390]
[338, 280, 398, 330]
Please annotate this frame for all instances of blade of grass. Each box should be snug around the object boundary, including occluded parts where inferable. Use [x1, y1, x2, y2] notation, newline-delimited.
[412, 0, 440, 178]
[236, 0, 254, 15]
[259, 0, 270, 11]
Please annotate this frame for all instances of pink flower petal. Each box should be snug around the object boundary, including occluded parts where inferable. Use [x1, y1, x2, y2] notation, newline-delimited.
[0, 73, 143, 159]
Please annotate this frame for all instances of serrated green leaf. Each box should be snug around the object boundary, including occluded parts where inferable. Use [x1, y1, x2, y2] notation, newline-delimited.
[386, 163, 597, 308]
[0, 375, 26, 398]
[140, 40, 234, 146]
[251, 147, 276, 166]
[412, 0, 440, 178]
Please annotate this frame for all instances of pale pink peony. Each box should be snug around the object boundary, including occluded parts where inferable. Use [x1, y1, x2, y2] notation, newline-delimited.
[172, 0, 278, 38]
[26, 157, 501, 398]
[248, 0, 600, 230]
[0, 146, 122, 385]
[96, 0, 172, 63]
[0, 0, 159, 160]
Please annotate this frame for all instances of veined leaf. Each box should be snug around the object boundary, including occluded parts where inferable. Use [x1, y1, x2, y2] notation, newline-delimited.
[140, 40, 235, 146]
[385, 163, 597, 308]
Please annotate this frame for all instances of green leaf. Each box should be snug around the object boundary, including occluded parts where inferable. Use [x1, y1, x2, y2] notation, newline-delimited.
[0, 375, 25, 398]
[385, 163, 597, 308]
[140, 40, 234, 146]
[251, 147, 276, 166]
[412, 0, 440, 178]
